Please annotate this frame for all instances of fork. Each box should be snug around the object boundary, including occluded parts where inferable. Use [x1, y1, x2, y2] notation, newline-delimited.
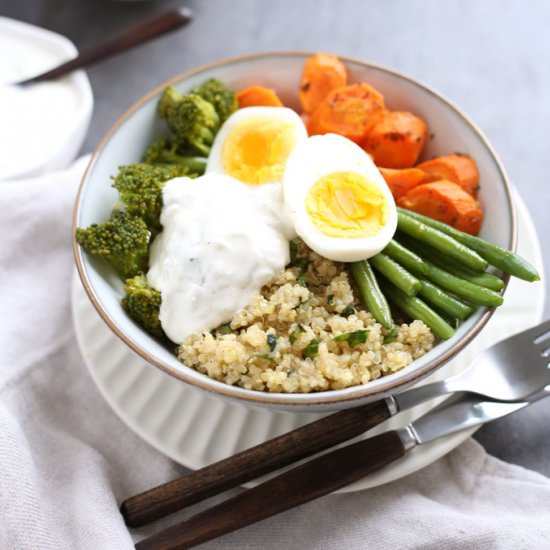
[121, 319, 550, 528]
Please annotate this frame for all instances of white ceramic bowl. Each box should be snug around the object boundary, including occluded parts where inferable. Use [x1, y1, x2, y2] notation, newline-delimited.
[0, 17, 93, 181]
[73, 52, 515, 412]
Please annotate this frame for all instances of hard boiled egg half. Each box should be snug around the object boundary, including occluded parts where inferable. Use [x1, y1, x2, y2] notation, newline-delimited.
[283, 133, 397, 262]
[207, 106, 308, 186]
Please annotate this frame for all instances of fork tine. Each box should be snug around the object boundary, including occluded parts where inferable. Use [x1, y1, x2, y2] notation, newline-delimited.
[505, 319, 550, 346]
[530, 320, 550, 346]
[488, 320, 550, 354]
[530, 319, 550, 345]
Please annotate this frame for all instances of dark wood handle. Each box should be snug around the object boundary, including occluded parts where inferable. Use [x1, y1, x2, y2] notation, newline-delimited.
[135, 430, 406, 550]
[121, 398, 392, 527]
[20, 7, 192, 85]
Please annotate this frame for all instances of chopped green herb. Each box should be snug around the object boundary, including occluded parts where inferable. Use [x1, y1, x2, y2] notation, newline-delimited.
[294, 297, 310, 311]
[348, 331, 368, 347]
[297, 272, 308, 287]
[334, 330, 369, 347]
[303, 338, 319, 358]
[215, 322, 232, 335]
[288, 238, 310, 272]
[340, 304, 355, 318]
[327, 294, 335, 305]
[267, 333, 278, 351]
[289, 238, 299, 265]
[295, 258, 310, 270]
[289, 324, 305, 344]
[248, 352, 274, 362]
[383, 327, 399, 344]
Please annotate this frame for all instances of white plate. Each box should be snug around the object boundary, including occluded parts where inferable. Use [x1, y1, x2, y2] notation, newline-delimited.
[72, 194, 544, 492]
[0, 17, 93, 181]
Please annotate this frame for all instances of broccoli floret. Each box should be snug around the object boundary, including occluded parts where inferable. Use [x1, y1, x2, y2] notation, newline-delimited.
[112, 163, 191, 230]
[192, 78, 238, 123]
[76, 210, 150, 280]
[142, 137, 207, 175]
[157, 86, 219, 156]
[121, 274, 164, 338]
[142, 136, 182, 162]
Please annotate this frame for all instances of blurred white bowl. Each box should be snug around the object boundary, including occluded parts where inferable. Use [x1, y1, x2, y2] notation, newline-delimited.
[73, 52, 515, 412]
[0, 17, 93, 181]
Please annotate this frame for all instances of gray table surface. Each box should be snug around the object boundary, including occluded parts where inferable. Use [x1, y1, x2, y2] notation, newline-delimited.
[3, 0, 549, 476]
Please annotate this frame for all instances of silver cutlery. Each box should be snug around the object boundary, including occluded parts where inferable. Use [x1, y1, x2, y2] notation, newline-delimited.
[134, 387, 549, 549]
[122, 319, 550, 528]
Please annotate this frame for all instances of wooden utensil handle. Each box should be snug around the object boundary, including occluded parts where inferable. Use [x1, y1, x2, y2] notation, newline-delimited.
[121, 398, 392, 527]
[135, 430, 406, 550]
[22, 7, 192, 85]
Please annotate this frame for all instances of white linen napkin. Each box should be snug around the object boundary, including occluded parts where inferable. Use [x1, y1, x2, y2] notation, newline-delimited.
[1, 158, 550, 550]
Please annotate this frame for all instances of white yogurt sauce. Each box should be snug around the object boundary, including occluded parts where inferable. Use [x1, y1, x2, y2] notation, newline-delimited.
[0, 31, 79, 178]
[148, 174, 295, 344]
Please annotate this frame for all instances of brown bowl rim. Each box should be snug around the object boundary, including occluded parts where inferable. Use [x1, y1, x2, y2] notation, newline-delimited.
[72, 50, 516, 408]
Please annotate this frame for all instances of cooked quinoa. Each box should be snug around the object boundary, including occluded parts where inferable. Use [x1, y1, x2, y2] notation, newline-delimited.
[177, 241, 435, 393]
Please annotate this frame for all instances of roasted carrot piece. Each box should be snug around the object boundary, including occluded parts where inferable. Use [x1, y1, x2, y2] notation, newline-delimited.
[398, 180, 484, 235]
[236, 85, 283, 108]
[380, 167, 425, 201]
[361, 111, 428, 168]
[299, 53, 347, 114]
[417, 154, 480, 196]
[308, 83, 385, 142]
[306, 106, 321, 135]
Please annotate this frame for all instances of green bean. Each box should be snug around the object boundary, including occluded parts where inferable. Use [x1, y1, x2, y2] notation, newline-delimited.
[379, 279, 455, 340]
[370, 253, 421, 297]
[350, 261, 393, 329]
[397, 211, 488, 272]
[422, 259, 503, 307]
[433, 261, 503, 291]
[389, 237, 502, 306]
[455, 270, 504, 291]
[383, 240, 429, 275]
[386, 238, 502, 291]
[418, 280, 473, 320]
[402, 239, 505, 291]
[398, 207, 540, 281]
[390, 237, 503, 307]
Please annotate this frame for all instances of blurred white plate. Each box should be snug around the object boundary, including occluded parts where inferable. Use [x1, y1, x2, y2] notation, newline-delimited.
[0, 17, 93, 180]
[72, 194, 544, 492]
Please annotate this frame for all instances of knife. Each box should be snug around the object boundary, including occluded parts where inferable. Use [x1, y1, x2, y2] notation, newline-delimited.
[135, 388, 549, 550]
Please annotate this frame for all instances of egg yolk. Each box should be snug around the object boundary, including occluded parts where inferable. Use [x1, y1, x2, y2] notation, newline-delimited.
[222, 117, 297, 185]
[305, 171, 389, 238]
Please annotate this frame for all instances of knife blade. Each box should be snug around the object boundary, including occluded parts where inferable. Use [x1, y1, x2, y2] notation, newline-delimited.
[399, 387, 548, 450]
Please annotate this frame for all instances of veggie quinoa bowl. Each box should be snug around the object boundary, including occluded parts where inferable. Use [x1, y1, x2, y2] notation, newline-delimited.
[73, 52, 528, 412]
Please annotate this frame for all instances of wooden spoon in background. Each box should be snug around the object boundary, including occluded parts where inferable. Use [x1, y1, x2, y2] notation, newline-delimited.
[14, 6, 192, 86]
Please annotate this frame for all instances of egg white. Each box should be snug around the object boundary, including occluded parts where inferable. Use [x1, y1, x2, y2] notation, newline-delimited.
[206, 106, 308, 186]
[282, 134, 397, 262]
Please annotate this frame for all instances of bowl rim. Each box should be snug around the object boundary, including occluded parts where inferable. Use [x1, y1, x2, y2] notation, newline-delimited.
[73, 50, 516, 408]
[0, 16, 94, 181]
